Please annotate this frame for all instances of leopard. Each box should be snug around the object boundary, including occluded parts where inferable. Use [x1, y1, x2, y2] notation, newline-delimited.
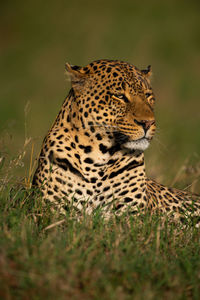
[33, 59, 200, 224]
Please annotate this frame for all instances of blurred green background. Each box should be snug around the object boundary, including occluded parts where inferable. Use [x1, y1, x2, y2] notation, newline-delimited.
[0, 0, 200, 189]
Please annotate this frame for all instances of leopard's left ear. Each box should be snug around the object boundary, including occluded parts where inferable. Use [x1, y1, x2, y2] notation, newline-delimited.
[141, 65, 152, 78]
[65, 63, 86, 86]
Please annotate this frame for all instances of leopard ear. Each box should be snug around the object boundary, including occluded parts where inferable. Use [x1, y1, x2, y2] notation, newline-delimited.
[141, 65, 152, 78]
[65, 63, 86, 86]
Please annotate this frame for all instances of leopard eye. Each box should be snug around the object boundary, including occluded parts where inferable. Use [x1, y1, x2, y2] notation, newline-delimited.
[113, 94, 129, 103]
[145, 93, 151, 98]
[116, 94, 124, 99]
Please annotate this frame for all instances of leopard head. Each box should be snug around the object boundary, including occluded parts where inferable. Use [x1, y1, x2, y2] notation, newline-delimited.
[66, 59, 156, 152]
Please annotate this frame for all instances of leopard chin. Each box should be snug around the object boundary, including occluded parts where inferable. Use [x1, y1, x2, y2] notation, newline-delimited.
[123, 138, 150, 151]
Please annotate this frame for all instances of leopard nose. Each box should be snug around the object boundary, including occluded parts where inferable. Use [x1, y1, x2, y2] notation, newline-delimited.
[134, 119, 155, 132]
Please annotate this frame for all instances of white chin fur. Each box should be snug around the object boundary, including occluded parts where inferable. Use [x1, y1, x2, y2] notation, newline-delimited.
[123, 138, 150, 151]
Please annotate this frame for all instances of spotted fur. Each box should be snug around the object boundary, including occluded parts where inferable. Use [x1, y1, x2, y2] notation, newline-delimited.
[33, 59, 200, 223]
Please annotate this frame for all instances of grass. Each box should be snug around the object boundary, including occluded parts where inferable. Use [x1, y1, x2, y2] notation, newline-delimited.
[0, 155, 200, 300]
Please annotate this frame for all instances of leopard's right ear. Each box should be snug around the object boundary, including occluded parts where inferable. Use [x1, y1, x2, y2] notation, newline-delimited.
[141, 65, 152, 78]
[65, 63, 86, 87]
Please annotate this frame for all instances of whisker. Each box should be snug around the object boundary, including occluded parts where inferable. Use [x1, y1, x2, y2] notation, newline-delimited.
[152, 136, 168, 153]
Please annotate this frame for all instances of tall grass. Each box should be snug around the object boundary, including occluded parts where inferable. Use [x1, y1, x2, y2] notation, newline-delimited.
[0, 150, 200, 300]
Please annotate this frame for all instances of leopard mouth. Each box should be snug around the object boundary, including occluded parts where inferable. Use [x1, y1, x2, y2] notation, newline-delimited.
[113, 132, 150, 151]
[123, 137, 150, 151]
